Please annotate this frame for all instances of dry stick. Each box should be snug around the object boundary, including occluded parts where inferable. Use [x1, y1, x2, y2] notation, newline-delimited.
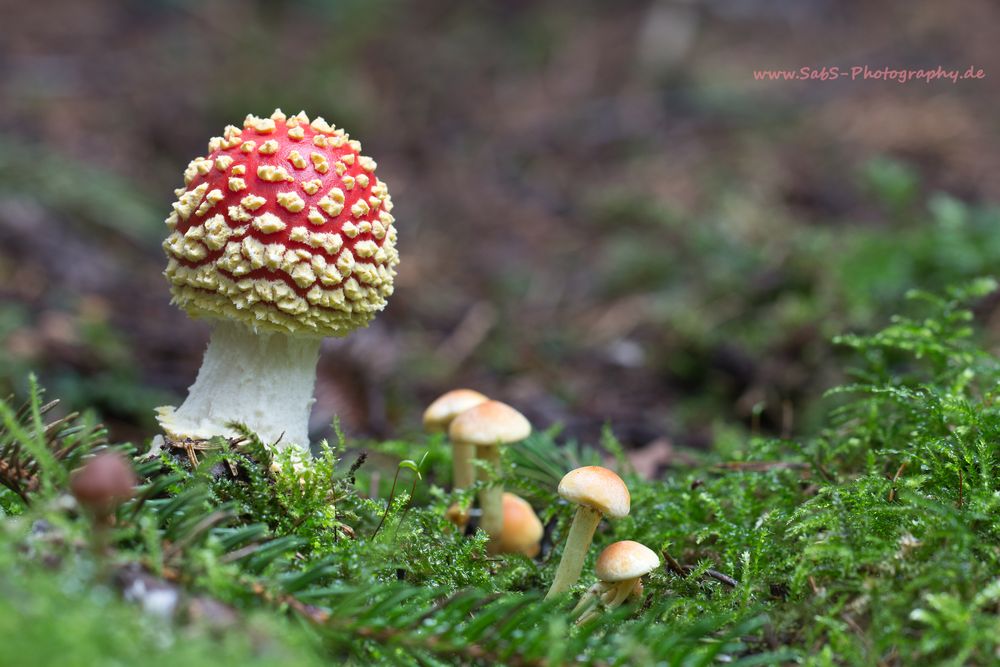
[661, 550, 738, 588]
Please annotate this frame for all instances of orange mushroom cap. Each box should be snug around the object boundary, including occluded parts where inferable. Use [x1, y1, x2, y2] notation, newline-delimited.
[448, 400, 531, 447]
[495, 493, 544, 557]
[557, 466, 630, 519]
[594, 541, 660, 582]
[423, 389, 489, 433]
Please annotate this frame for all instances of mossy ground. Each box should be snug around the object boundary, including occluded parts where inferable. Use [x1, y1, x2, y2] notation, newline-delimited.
[2, 280, 999, 665]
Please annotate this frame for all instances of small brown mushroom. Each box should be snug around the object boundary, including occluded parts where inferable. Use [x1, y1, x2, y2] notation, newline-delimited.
[444, 502, 471, 530]
[449, 400, 531, 542]
[423, 389, 489, 492]
[545, 466, 630, 599]
[70, 451, 138, 519]
[573, 540, 659, 624]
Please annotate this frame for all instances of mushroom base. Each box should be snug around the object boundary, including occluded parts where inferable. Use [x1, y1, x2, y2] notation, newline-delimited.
[156, 320, 321, 450]
[572, 579, 641, 625]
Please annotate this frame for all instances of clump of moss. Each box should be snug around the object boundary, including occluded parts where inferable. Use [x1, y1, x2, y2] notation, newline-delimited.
[1, 279, 999, 664]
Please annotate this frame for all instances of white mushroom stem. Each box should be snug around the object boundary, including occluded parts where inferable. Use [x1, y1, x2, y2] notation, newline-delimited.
[157, 320, 321, 450]
[477, 445, 504, 539]
[545, 505, 603, 599]
[453, 442, 476, 489]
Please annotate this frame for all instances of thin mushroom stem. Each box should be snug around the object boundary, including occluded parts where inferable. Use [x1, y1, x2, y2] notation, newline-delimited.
[453, 442, 476, 489]
[604, 579, 636, 609]
[545, 505, 602, 599]
[629, 580, 643, 602]
[477, 446, 504, 539]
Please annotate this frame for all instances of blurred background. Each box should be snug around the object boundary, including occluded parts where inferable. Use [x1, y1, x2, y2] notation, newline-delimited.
[2, 0, 999, 461]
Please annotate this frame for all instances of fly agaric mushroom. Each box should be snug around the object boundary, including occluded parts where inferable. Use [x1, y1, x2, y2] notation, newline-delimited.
[573, 540, 659, 624]
[545, 466, 630, 600]
[423, 389, 489, 490]
[157, 110, 398, 450]
[448, 400, 531, 542]
[494, 492, 544, 557]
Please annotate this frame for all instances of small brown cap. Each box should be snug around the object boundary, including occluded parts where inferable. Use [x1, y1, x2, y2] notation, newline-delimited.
[423, 389, 489, 433]
[595, 541, 660, 582]
[445, 502, 470, 528]
[557, 466, 630, 518]
[70, 451, 138, 514]
[448, 400, 531, 447]
[495, 493, 543, 557]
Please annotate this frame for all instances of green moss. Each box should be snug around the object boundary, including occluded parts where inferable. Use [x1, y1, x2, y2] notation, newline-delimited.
[2, 280, 1000, 663]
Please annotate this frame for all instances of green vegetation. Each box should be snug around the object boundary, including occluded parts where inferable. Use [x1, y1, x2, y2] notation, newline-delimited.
[2, 280, 999, 664]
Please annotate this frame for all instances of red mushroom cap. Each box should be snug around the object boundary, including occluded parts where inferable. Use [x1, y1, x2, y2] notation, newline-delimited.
[163, 110, 399, 336]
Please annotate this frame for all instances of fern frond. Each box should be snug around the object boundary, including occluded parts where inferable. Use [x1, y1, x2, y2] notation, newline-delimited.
[0, 379, 106, 503]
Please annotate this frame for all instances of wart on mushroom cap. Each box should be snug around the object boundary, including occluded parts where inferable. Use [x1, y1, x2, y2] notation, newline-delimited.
[156, 109, 399, 450]
[544, 466, 630, 600]
[448, 400, 531, 543]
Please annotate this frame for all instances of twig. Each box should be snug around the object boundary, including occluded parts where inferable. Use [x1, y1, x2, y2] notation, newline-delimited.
[661, 550, 738, 588]
[184, 441, 199, 468]
[704, 569, 739, 587]
[662, 550, 686, 577]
